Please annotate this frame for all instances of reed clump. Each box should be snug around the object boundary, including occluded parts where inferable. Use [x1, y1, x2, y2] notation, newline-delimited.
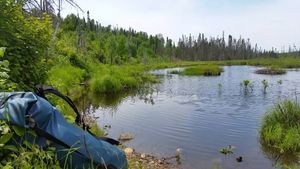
[260, 100, 300, 154]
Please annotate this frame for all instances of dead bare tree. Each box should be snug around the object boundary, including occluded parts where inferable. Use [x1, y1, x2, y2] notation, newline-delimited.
[24, 0, 84, 37]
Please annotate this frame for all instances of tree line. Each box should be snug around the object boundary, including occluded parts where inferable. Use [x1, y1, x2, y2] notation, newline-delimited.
[59, 13, 280, 63]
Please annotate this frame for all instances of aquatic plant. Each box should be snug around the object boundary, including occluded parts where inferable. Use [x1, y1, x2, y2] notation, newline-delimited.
[178, 65, 223, 76]
[219, 145, 234, 155]
[241, 80, 251, 88]
[260, 100, 300, 154]
[169, 70, 180, 74]
[262, 79, 269, 93]
[218, 83, 222, 88]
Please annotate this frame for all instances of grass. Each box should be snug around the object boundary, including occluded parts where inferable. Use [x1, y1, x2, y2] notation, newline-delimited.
[89, 65, 157, 94]
[260, 100, 300, 154]
[171, 65, 223, 76]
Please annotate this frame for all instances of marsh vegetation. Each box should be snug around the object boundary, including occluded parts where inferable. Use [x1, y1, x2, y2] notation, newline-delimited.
[260, 100, 300, 154]
[170, 65, 223, 76]
[256, 66, 286, 75]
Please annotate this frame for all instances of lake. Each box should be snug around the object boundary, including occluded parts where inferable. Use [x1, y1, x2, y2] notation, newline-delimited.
[92, 66, 300, 169]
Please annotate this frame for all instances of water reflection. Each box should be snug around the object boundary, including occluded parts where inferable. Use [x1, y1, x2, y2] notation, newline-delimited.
[260, 140, 300, 168]
[77, 84, 157, 115]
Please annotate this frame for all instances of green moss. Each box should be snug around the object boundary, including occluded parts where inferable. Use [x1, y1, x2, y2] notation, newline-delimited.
[260, 100, 300, 154]
[174, 65, 223, 76]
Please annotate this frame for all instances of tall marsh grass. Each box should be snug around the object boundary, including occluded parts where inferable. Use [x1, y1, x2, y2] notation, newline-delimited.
[260, 100, 300, 154]
[89, 65, 157, 94]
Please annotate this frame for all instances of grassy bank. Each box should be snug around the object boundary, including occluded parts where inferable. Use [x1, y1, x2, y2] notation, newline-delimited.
[260, 100, 300, 154]
[145, 56, 300, 70]
[205, 57, 300, 68]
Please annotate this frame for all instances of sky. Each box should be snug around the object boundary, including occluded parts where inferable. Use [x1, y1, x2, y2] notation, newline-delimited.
[62, 0, 300, 51]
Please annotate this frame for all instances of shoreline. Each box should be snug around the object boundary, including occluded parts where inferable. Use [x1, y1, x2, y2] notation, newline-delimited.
[123, 147, 182, 169]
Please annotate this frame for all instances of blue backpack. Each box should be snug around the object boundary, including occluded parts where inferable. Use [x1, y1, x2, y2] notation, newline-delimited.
[0, 86, 127, 169]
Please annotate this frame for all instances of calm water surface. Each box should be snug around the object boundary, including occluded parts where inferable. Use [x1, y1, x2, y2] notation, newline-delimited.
[94, 66, 300, 169]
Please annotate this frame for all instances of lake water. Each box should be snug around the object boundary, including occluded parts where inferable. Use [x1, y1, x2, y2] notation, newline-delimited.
[93, 66, 300, 169]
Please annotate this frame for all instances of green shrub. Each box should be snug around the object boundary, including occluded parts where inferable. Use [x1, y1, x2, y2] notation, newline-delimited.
[0, 120, 60, 169]
[0, 0, 52, 90]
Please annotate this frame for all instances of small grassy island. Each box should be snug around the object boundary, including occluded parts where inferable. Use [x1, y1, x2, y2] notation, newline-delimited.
[260, 100, 300, 155]
[256, 66, 286, 75]
[171, 65, 223, 76]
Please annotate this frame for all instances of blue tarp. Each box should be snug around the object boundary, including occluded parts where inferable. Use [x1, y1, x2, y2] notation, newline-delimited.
[0, 92, 127, 169]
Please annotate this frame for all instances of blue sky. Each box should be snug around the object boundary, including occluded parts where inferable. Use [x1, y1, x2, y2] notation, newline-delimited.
[63, 0, 300, 51]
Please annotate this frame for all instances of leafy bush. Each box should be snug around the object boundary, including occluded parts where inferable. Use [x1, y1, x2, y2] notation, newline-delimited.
[0, 0, 52, 90]
[0, 47, 16, 91]
[0, 121, 60, 169]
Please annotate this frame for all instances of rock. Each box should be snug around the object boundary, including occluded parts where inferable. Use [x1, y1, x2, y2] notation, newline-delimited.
[118, 132, 134, 141]
[236, 156, 243, 162]
[176, 148, 182, 156]
[104, 124, 111, 129]
[141, 153, 146, 158]
[124, 147, 134, 155]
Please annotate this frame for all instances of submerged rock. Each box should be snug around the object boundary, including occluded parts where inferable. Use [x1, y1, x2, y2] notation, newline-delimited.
[118, 132, 135, 141]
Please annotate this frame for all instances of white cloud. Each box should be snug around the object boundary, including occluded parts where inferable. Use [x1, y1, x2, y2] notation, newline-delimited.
[62, 0, 300, 50]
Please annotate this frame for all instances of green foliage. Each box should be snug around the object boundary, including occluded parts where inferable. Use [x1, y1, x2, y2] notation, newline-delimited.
[0, 47, 16, 91]
[0, 121, 60, 169]
[173, 65, 223, 76]
[0, 0, 53, 90]
[260, 100, 300, 154]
